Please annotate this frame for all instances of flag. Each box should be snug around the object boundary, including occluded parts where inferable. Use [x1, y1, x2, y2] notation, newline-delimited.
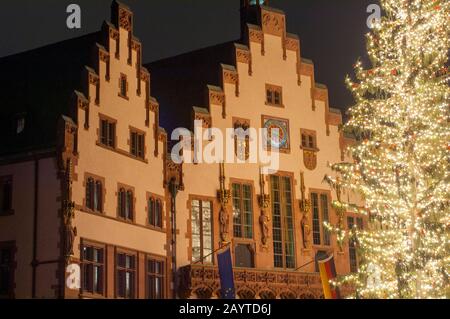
[217, 246, 235, 299]
[318, 254, 341, 299]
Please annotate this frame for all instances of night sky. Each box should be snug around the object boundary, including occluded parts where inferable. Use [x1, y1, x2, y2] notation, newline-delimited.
[0, 0, 379, 113]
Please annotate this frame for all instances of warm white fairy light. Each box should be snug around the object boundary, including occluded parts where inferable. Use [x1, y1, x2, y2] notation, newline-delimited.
[326, 0, 449, 299]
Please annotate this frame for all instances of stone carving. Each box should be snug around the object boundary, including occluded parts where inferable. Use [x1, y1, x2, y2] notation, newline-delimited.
[219, 205, 230, 243]
[303, 150, 317, 171]
[109, 28, 119, 40]
[223, 70, 238, 85]
[63, 199, 77, 260]
[262, 12, 285, 37]
[195, 114, 212, 129]
[258, 168, 271, 247]
[208, 87, 226, 119]
[140, 68, 150, 82]
[235, 47, 252, 75]
[300, 209, 311, 249]
[119, 8, 132, 31]
[62, 158, 77, 262]
[258, 198, 270, 246]
[179, 264, 326, 299]
[217, 163, 231, 243]
[299, 172, 311, 249]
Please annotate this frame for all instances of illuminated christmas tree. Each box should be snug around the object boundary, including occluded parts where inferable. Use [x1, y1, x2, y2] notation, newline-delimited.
[326, 0, 449, 298]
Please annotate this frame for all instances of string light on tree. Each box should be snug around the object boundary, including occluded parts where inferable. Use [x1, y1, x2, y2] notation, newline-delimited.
[325, 0, 449, 299]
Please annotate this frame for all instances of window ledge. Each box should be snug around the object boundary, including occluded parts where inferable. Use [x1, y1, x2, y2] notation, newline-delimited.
[83, 207, 103, 215]
[265, 102, 284, 108]
[300, 146, 320, 152]
[146, 225, 166, 234]
[118, 93, 129, 101]
[96, 142, 148, 164]
[117, 216, 135, 224]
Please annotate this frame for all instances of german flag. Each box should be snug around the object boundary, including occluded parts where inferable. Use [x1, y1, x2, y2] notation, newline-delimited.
[318, 254, 341, 299]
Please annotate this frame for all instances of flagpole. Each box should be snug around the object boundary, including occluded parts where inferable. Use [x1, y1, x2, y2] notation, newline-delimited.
[293, 259, 315, 272]
[192, 242, 232, 265]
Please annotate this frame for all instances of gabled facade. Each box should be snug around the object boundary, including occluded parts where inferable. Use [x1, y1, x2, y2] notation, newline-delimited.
[147, 0, 357, 299]
[0, 1, 170, 299]
[0, 0, 360, 299]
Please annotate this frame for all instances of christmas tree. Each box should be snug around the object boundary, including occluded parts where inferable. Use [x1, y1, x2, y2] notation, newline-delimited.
[325, 0, 449, 298]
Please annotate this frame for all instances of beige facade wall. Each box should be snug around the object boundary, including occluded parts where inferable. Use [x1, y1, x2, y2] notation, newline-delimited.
[174, 16, 355, 275]
[68, 5, 169, 298]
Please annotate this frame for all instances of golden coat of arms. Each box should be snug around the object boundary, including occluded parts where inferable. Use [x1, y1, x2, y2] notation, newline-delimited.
[303, 150, 317, 170]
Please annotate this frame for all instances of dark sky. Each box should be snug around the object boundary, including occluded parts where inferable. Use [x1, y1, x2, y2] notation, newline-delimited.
[0, 0, 378, 113]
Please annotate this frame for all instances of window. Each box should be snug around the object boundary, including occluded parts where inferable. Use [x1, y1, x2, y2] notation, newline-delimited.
[265, 84, 283, 107]
[86, 177, 103, 213]
[116, 252, 136, 299]
[81, 244, 104, 296]
[234, 244, 254, 268]
[0, 243, 14, 298]
[147, 258, 165, 299]
[119, 74, 128, 98]
[191, 200, 213, 263]
[348, 216, 364, 272]
[100, 118, 116, 148]
[0, 177, 12, 215]
[311, 192, 331, 246]
[118, 188, 134, 221]
[148, 196, 163, 228]
[301, 129, 317, 150]
[271, 175, 295, 269]
[233, 121, 250, 161]
[320, 194, 331, 245]
[130, 130, 145, 159]
[232, 183, 253, 239]
[16, 117, 25, 134]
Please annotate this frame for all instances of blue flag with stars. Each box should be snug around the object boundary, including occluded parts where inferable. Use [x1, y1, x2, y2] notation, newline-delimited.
[217, 246, 235, 299]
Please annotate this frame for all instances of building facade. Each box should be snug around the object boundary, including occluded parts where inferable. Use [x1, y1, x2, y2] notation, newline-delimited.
[0, 0, 359, 299]
[148, 0, 358, 299]
[0, 1, 170, 299]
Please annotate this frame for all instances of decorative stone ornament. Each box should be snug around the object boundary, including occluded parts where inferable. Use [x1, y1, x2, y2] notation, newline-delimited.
[303, 149, 317, 170]
[217, 163, 231, 244]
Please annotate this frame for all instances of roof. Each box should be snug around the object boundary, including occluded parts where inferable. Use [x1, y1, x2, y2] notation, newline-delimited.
[0, 32, 101, 156]
[145, 40, 238, 133]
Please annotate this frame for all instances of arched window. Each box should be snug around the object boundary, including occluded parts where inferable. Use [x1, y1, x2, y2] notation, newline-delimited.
[148, 197, 163, 228]
[118, 188, 126, 218]
[86, 177, 103, 213]
[126, 190, 133, 220]
[148, 198, 155, 225]
[95, 181, 103, 212]
[118, 188, 133, 221]
[155, 199, 162, 228]
[86, 178, 94, 210]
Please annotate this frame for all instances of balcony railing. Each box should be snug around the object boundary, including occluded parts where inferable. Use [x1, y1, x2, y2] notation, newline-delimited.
[178, 264, 325, 299]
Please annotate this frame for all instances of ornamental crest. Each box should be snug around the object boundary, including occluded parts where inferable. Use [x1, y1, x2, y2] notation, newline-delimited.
[303, 150, 317, 170]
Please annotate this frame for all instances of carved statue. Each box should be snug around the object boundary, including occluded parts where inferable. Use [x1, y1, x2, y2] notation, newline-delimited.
[299, 172, 311, 249]
[63, 200, 77, 259]
[259, 211, 270, 246]
[217, 163, 231, 243]
[301, 210, 311, 249]
[219, 206, 229, 243]
[258, 194, 270, 247]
